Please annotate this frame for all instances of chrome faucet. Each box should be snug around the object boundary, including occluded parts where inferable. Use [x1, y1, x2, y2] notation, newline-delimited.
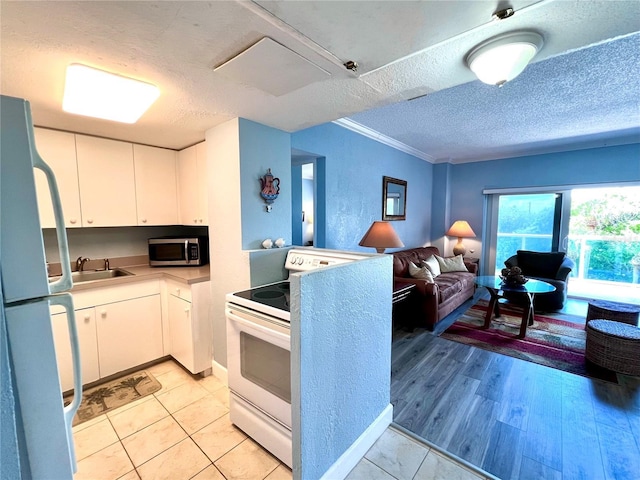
[104, 258, 110, 271]
[76, 256, 90, 272]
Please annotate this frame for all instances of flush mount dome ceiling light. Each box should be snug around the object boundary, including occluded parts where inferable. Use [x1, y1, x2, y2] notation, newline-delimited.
[466, 31, 544, 86]
[63, 64, 160, 123]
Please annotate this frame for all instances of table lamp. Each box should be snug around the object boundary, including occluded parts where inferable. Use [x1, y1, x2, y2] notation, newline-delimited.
[446, 220, 476, 256]
[359, 221, 404, 253]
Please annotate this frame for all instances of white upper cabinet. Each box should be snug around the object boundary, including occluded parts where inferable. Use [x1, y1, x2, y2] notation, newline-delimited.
[75, 135, 137, 227]
[33, 128, 82, 228]
[196, 141, 209, 225]
[133, 144, 178, 225]
[177, 141, 208, 225]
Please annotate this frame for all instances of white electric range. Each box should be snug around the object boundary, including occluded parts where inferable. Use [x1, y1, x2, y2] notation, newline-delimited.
[225, 248, 371, 467]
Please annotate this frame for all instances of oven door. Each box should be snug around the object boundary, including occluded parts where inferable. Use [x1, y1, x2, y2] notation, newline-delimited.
[226, 304, 291, 428]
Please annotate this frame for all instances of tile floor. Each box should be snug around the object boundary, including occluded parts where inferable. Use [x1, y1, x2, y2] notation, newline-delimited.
[73, 359, 494, 480]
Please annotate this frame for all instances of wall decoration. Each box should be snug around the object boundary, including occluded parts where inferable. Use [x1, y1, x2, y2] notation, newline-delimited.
[259, 168, 280, 212]
[382, 176, 407, 221]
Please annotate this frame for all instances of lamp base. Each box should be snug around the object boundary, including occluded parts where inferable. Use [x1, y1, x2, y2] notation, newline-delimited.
[452, 239, 466, 256]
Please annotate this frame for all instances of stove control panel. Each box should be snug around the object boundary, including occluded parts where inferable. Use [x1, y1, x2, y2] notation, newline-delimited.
[284, 249, 370, 272]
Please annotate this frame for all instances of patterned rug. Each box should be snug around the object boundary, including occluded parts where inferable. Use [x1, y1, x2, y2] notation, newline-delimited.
[65, 370, 161, 425]
[442, 300, 618, 383]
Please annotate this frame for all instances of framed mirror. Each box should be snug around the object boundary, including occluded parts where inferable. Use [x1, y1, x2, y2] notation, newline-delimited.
[382, 176, 407, 221]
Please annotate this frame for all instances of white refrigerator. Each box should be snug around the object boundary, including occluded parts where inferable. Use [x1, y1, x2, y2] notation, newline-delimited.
[1, 95, 82, 478]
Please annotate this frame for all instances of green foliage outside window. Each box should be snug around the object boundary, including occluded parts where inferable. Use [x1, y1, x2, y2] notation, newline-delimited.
[569, 187, 640, 284]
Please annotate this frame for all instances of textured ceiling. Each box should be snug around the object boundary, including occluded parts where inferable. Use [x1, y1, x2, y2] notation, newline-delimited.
[348, 32, 640, 162]
[1, 0, 639, 162]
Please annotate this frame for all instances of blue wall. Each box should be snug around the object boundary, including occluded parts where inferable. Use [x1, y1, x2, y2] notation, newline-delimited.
[444, 143, 640, 258]
[290, 255, 392, 479]
[240, 118, 292, 250]
[292, 123, 433, 251]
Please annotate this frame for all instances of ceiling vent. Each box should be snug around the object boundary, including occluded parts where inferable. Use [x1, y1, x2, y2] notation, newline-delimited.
[214, 37, 331, 97]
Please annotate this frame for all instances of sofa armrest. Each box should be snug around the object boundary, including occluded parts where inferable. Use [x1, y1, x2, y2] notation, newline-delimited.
[504, 254, 518, 268]
[394, 277, 438, 296]
[464, 260, 478, 275]
[556, 256, 575, 281]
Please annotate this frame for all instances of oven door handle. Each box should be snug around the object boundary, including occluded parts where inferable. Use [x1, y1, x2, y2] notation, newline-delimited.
[226, 309, 290, 342]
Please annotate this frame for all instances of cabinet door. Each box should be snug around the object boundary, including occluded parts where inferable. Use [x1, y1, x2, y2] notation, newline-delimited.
[33, 128, 82, 228]
[168, 294, 194, 372]
[177, 144, 199, 225]
[96, 295, 163, 378]
[75, 135, 137, 226]
[51, 308, 99, 392]
[196, 141, 208, 225]
[133, 144, 178, 225]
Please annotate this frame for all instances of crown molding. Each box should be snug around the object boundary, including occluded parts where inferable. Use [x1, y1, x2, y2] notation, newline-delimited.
[333, 118, 436, 163]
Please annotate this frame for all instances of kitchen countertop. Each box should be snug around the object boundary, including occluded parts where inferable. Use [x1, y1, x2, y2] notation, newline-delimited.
[66, 264, 210, 292]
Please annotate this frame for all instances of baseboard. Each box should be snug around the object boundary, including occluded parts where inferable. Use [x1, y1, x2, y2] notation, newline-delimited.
[320, 404, 393, 480]
[211, 360, 228, 385]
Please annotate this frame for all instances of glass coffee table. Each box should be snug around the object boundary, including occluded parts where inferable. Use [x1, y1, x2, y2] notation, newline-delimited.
[475, 276, 556, 338]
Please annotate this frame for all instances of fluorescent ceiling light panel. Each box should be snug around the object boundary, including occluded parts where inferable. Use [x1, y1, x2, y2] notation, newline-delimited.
[63, 64, 160, 123]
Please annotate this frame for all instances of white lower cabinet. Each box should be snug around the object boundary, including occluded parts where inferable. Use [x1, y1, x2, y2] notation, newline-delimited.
[51, 280, 163, 390]
[51, 307, 100, 393]
[166, 279, 211, 374]
[168, 294, 192, 371]
[96, 295, 163, 378]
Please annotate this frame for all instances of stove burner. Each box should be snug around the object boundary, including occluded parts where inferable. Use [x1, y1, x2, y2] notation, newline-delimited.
[232, 281, 291, 312]
[254, 290, 285, 299]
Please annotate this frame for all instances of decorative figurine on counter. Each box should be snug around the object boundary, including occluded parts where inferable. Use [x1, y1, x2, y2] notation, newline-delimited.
[262, 238, 273, 249]
[259, 168, 280, 212]
[275, 238, 285, 248]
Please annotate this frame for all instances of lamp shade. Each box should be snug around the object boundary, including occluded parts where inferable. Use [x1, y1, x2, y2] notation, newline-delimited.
[446, 220, 476, 238]
[446, 220, 476, 256]
[466, 32, 543, 86]
[359, 221, 404, 254]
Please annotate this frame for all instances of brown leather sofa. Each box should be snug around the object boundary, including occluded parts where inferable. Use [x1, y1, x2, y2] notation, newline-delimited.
[393, 246, 478, 330]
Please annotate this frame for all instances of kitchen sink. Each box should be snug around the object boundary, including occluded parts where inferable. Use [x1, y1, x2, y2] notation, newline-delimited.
[49, 268, 134, 283]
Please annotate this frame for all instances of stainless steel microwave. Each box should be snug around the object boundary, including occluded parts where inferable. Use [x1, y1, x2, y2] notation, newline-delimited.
[148, 237, 209, 266]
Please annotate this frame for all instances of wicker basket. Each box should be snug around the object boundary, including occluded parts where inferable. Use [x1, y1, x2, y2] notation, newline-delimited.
[586, 320, 640, 376]
[586, 300, 640, 327]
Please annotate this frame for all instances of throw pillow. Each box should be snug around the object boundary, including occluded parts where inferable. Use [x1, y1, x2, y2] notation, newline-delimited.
[436, 254, 468, 273]
[516, 250, 565, 278]
[408, 261, 434, 282]
[422, 255, 441, 277]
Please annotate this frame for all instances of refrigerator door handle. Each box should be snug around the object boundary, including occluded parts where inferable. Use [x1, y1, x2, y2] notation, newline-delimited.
[28, 116, 73, 294]
[49, 293, 82, 469]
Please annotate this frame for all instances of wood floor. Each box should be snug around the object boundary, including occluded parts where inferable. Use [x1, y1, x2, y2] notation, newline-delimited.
[391, 295, 640, 480]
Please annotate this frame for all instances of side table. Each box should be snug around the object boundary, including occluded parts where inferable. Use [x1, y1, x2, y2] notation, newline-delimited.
[392, 283, 416, 329]
[393, 283, 415, 304]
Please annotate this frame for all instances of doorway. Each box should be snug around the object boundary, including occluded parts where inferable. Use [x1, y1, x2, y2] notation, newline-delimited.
[291, 150, 326, 248]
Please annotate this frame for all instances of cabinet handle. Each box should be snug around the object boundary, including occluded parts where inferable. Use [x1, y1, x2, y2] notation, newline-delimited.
[100, 310, 107, 317]
[70, 219, 77, 224]
[193, 219, 198, 223]
[141, 218, 147, 223]
[83, 315, 91, 322]
[87, 218, 94, 224]
[184, 308, 190, 313]
[175, 288, 180, 295]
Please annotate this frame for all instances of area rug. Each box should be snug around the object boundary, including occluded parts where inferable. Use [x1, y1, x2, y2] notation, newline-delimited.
[64, 370, 162, 425]
[442, 300, 618, 383]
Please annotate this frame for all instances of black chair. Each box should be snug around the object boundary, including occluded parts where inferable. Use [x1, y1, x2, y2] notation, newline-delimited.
[504, 250, 575, 312]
